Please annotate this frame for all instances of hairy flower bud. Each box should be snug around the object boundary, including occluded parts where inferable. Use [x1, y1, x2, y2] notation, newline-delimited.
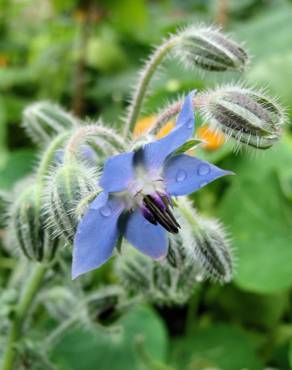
[0, 190, 10, 228]
[9, 185, 58, 262]
[200, 86, 285, 149]
[22, 102, 78, 146]
[115, 236, 201, 305]
[178, 200, 234, 283]
[175, 26, 249, 72]
[45, 163, 98, 244]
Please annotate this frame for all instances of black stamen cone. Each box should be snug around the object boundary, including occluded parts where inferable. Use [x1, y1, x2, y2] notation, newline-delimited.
[143, 194, 180, 234]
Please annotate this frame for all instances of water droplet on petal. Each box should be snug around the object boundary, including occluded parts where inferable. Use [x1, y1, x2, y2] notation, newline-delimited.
[187, 119, 193, 129]
[176, 169, 187, 182]
[100, 206, 112, 217]
[197, 163, 211, 176]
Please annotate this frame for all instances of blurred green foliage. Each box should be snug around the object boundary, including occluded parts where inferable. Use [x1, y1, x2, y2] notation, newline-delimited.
[0, 0, 292, 369]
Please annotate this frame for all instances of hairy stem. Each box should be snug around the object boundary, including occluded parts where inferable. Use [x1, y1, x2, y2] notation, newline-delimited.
[123, 36, 180, 138]
[64, 125, 126, 163]
[147, 94, 206, 136]
[1, 263, 48, 370]
[72, 0, 93, 116]
[36, 131, 70, 181]
[185, 288, 201, 336]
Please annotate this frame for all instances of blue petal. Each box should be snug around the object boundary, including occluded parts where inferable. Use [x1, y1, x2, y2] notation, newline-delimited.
[142, 92, 196, 173]
[163, 154, 233, 196]
[72, 197, 125, 279]
[90, 191, 109, 210]
[124, 210, 168, 259]
[99, 152, 134, 192]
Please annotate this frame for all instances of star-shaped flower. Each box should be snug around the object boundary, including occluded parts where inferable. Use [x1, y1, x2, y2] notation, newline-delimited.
[72, 92, 232, 278]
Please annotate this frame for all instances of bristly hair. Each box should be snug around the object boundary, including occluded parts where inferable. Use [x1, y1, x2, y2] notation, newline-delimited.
[177, 197, 235, 283]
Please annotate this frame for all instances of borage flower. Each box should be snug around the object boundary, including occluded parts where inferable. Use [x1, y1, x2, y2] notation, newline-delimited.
[72, 92, 232, 279]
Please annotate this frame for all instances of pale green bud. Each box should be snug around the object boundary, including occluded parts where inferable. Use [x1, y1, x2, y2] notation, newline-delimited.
[178, 200, 234, 283]
[115, 236, 201, 306]
[44, 163, 98, 244]
[175, 26, 249, 72]
[9, 185, 58, 262]
[200, 86, 286, 149]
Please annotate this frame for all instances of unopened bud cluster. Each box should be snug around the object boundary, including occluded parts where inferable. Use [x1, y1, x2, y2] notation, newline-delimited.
[22, 101, 78, 146]
[175, 26, 249, 72]
[178, 200, 234, 283]
[0, 190, 9, 228]
[9, 184, 58, 262]
[44, 163, 98, 244]
[115, 235, 202, 305]
[200, 86, 285, 149]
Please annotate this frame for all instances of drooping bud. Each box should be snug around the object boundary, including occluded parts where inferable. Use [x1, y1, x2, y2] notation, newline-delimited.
[200, 86, 286, 149]
[9, 185, 58, 262]
[44, 163, 98, 244]
[178, 199, 234, 283]
[0, 190, 10, 228]
[175, 26, 249, 72]
[115, 236, 201, 306]
[22, 102, 78, 146]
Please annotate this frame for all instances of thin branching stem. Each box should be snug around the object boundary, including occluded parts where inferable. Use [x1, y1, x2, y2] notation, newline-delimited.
[123, 36, 180, 138]
[147, 95, 206, 136]
[1, 263, 48, 370]
[64, 125, 127, 163]
[36, 132, 70, 181]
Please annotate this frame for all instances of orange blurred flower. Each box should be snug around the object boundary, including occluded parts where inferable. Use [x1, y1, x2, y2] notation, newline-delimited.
[198, 126, 225, 150]
[0, 55, 8, 68]
[134, 116, 224, 151]
[133, 115, 156, 138]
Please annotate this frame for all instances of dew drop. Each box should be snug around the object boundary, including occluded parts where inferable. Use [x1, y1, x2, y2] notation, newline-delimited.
[176, 169, 187, 182]
[100, 206, 112, 217]
[187, 119, 193, 129]
[197, 163, 211, 176]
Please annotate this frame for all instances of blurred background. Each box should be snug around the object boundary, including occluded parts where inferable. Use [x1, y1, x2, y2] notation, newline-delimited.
[0, 0, 292, 369]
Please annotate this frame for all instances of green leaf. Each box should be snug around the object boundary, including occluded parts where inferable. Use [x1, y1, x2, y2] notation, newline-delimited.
[170, 324, 262, 370]
[50, 305, 168, 370]
[289, 339, 292, 368]
[174, 139, 203, 155]
[277, 165, 292, 201]
[206, 285, 288, 330]
[219, 135, 292, 293]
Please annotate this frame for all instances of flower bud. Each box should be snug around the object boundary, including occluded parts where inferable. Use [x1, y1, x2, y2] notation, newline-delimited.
[200, 86, 285, 149]
[0, 190, 10, 228]
[175, 26, 249, 72]
[9, 185, 58, 262]
[115, 236, 201, 306]
[22, 102, 78, 146]
[178, 201, 234, 283]
[44, 163, 97, 244]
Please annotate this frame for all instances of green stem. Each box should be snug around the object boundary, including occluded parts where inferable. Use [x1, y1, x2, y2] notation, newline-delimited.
[1, 263, 48, 370]
[185, 288, 201, 336]
[45, 314, 78, 348]
[123, 36, 180, 138]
